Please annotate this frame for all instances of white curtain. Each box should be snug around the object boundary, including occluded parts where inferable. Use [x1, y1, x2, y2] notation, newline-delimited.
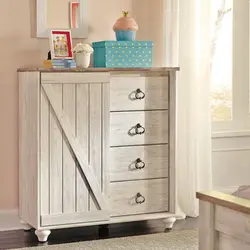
[164, 0, 213, 218]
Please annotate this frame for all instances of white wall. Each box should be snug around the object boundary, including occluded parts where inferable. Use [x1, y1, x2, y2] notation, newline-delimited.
[212, 135, 250, 193]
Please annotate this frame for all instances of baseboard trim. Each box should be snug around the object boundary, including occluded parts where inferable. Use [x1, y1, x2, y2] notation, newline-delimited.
[0, 209, 22, 231]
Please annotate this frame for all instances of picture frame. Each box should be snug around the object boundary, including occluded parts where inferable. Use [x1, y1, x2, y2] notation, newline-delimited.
[49, 30, 73, 59]
[70, 2, 80, 29]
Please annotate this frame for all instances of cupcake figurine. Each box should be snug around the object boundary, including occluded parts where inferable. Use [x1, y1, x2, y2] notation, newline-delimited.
[113, 11, 138, 41]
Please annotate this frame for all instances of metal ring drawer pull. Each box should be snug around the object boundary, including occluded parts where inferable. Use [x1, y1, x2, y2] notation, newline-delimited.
[135, 193, 146, 204]
[135, 158, 145, 169]
[135, 123, 145, 135]
[135, 88, 145, 100]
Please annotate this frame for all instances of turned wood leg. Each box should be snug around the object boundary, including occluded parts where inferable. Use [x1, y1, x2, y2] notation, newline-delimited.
[35, 230, 51, 242]
[163, 217, 177, 231]
[20, 219, 32, 231]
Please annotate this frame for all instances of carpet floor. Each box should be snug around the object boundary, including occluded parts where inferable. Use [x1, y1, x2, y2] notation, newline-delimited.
[11, 230, 198, 250]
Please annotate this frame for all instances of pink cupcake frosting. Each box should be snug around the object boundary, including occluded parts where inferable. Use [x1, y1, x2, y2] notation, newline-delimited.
[113, 11, 138, 31]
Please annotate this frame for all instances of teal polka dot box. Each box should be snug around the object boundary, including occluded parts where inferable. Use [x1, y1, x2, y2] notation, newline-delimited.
[92, 41, 153, 68]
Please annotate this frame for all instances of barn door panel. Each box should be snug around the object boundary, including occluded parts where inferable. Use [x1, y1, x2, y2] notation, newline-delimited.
[40, 80, 109, 226]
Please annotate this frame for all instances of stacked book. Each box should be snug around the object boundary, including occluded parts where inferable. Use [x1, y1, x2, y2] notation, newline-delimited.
[64, 59, 77, 68]
[43, 59, 77, 69]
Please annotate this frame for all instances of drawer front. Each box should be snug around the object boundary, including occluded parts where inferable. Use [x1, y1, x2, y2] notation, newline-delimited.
[110, 111, 168, 146]
[110, 145, 168, 182]
[110, 76, 169, 111]
[109, 179, 168, 216]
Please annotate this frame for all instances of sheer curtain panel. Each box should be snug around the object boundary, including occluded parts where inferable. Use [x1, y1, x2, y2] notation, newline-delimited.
[164, 0, 213, 218]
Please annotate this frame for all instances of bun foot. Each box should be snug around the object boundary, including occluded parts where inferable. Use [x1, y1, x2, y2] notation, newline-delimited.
[163, 217, 177, 231]
[35, 230, 51, 242]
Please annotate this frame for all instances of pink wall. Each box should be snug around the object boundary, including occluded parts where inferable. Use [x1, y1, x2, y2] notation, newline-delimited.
[0, 0, 164, 210]
[132, 0, 165, 66]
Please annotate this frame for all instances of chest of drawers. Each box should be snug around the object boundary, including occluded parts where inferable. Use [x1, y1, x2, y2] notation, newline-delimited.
[18, 67, 178, 242]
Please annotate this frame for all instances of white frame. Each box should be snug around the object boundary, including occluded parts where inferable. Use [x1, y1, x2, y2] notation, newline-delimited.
[49, 30, 73, 59]
[36, 0, 88, 38]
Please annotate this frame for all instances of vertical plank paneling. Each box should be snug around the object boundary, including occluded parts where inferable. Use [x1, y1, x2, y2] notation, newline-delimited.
[89, 84, 102, 211]
[76, 84, 89, 212]
[102, 83, 110, 196]
[50, 84, 63, 214]
[62, 84, 76, 213]
[40, 89, 50, 215]
[43, 83, 108, 212]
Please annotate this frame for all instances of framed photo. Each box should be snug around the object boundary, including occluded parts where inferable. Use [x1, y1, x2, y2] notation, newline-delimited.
[49, 30, 73, 59]
[70, 2, 80, 29]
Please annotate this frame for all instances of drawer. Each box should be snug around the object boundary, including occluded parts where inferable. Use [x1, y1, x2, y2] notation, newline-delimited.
[109, 179, 169, 216]
[110, 111, 168, 146]
[110, 76, 169, 111]
[110, 145, 168, 182]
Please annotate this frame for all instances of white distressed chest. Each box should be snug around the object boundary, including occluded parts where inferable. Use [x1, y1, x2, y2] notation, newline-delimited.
[18, 68, 178, 242]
